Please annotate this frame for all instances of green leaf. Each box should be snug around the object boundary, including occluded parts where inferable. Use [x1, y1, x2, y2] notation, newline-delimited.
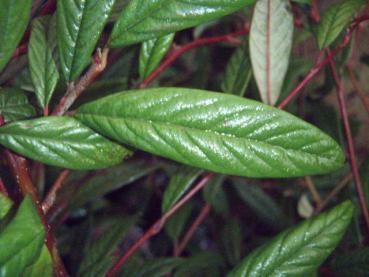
[220, 218, 242, 266]
[136, 258, 184, 277]
[57, 0, 116, 81]
[162, 166, 203, 213]
[165, 202, 193, 242]
[0, 88, 36, 123]
[0, 0, 32, 72]
[0, 116, 130, 170]
[139, 33, 175, 80]
[109, 0, 256, 47]
[77, 217, 137, 277]
[250, 0, 294, 105]
[23, 245, 53, 277]
[227, 201, 354, 277]
[0, 193, 12, 220]
[29, 16, 59, 109]
[203, 175, 229, 216]
[329, 247, 369, 277]
[317, 0, 364, 49]
[222, 47, 252, 96]
[0, 195, 45, 277]
[76, 88, 344, 178]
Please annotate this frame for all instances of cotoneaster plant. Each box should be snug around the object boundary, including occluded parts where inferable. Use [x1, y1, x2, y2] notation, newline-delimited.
[0, 0, 368, 276]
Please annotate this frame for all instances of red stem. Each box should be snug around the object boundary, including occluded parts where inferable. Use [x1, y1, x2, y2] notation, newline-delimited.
[140, 29, 249, 88]
[105, 173, 215, 277]
[42, 170, 70, 214]
[311, 0, 320, 23]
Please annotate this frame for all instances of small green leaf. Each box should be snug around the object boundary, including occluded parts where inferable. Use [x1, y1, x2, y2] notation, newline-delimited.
[317, 0, 364, 49]
[227, 201, 354, 277]
[203, 175, 229, 216]
[165, 202, 193, 242]
[139, 33, 175, 80]
[220, 218, 242, 266]
[0, 0, 32, 72]
[0, 193, 12, 220]
[76, 88, 344, 178]
[250, 0, 294, 105]
[0, 116, 130, 170]
[0, 195, 45, 277]
[23, 245, 53, 277]
[222, 47, 252, 96]
[0, 88, 36, 123]
[136, 258, 184, 277]
[162, 166, 203, 213]
[109, 0, 255, 47]
[57, 0, 116, 81]
[29, 16, 59, 109]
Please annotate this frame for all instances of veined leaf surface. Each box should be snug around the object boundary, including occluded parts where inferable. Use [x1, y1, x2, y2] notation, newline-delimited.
[76, 88, 344, 178]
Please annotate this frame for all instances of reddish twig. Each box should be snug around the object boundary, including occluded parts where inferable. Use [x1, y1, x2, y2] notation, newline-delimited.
[278, 15, 369, 109]
[52, 48, 109, 116]
[327, 54, 369, 233]
[346, 65, 369, 117]
[174, 203, 211, 257]
[42, 170, 70, 214]
[106, 173, 215, 277]
[311, 0, 320, 23]
[140, 29, 249, 88]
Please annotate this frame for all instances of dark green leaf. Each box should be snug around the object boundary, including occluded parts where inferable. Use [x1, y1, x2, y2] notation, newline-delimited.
[220, 218, 242, 266]
[165, 202, 193, 242]
[136, 258, 184, 277]
[227, 201, 354, 277]
[162, 166, 203, 213]
[330, 247, 369, 277]
[0, 193, 12, 220]
[0, 88, 36, 123]
[23, 245, 52, 277]
[222, 47, 252, 96]
[0, 0, 32, 72]
[76, 88, 344, 178]
[139, 33, 175, 80]
[250, 0, 294, 105]
[57, 0, 116, 81]
[317, 0, 364, 49]
[29, 16, 59, 109]
[109, 0, 255, 47]
[0, 116, 130, 170]
[203, 175, 229, 216]
[0, 195, 45, 277]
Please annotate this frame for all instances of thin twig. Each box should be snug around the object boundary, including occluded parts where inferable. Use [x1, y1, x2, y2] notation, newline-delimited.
[311, 0, 320, 23]
[105, 173, 215, 277]
[52, 48, 109, 116]
[305, 176, 322, 206]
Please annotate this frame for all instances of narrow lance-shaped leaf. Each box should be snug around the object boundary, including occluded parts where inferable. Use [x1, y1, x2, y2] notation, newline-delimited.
[140, 33, 175, 80]
[29, 16, 59, 109]
[250, 0, 294, 105]
[317, 0, 365, 49]
[76, 88, 344, 178]
[136, 258, 184, 277]
[0, 196, 45, 277]
[0, 117, 130, 170]
[23, 245, 53, 277]
[227, 201, 354, 277]
[0, 193, 12, 220]
[110, 0, 256, 47]
[57, 0, 116, 81]
[0, 0, 32, 72]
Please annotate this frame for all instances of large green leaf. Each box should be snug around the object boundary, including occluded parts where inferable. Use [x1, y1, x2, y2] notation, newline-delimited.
[109, 0, 255, 47]
[0, 196, 45, 277]
[29, 16, 59, 109]
[139, 33, 175, 80]
[23, 245, 52, 277]
[0, 193, 12, 220]
[0, 0, 32, 72]
[249, 0, 294, 105]
[317, 0, 364, 49]
[227, 201, 354, 277]
[57, 0, 116, 81]
[0, 88, 35, 123]
[162, 166, 203, 213]
[76, 88, 344, 178]
[0, 116, 129, 170]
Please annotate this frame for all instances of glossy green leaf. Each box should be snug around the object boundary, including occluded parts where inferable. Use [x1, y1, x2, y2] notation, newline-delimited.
[0, 196, 45, 277]
[109, 0, 255, 47]
[29, 16, 59, 109]
[0, 0, 32, 72]
[162, 166, 203, 213]
[221, 218, 242, 266]
[77, 217, 136, 277]
[250, 0, 294, 105]
[0, 88, 36, 123]
[227, 201, 354, 277]
[329, 247, 369, 277]
[165, 202, 193, 242]
[76, 88, 344, 178]
[136, 258, 184, 277]
[222, 47, 252, 96]
[23, 245, 52, 277]
[0, 116, 130, 170]
[57, 0, 116, 81]
[0, 193, 12, 220]
[139, 33, 175, 80]
[317, 0, 364, 49]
